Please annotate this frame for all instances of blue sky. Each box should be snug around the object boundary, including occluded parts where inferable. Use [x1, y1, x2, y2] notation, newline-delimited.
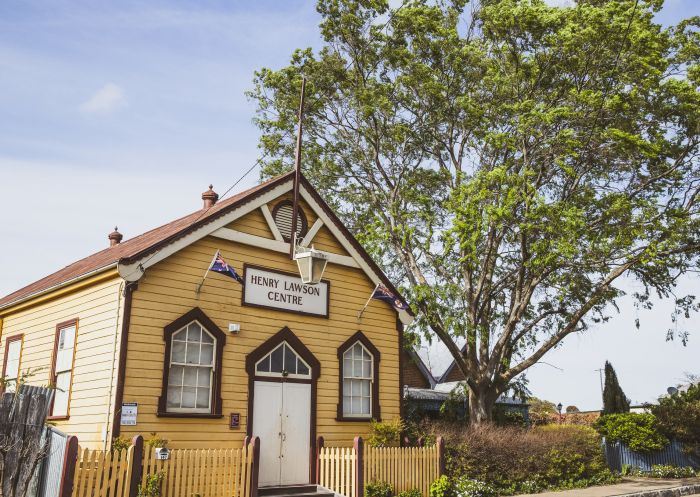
[0, 0, 698, 410]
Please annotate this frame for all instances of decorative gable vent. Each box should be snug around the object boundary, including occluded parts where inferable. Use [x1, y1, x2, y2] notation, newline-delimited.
[272, 200, 308, 241]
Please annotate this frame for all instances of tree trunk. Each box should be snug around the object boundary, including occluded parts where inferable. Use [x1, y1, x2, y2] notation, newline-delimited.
[468, 384, 498, 425]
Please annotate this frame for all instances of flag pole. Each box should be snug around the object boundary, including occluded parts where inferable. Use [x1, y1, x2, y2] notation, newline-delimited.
[357, 283, 380, 322]
[196, 250, 219, 295]
[289, 77, 307, 259]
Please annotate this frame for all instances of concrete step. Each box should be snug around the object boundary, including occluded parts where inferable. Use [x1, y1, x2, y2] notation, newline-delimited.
[259, 485, 335, 497]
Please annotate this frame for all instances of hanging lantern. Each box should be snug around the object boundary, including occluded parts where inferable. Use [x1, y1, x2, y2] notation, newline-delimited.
[294, 246, 328, 285]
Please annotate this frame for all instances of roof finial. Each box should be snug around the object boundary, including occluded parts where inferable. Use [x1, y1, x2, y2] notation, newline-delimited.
[108, 227, 123, 247]
[202, 184, 219, 209]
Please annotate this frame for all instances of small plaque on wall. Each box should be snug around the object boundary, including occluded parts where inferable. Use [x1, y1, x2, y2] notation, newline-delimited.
[121, 403, 138, 425]
[229, 412, 240, 429]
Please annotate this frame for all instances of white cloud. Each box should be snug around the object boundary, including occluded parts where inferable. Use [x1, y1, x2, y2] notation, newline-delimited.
[544, 0, 576, 7]
[80, 83, 127, 114]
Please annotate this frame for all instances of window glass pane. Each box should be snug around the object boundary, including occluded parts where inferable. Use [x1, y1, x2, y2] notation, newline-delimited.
[351, 396, 361, 414]
[7, 341, 21, 362]
[53, 372, 71, 416]
[186, 342, 200, 364]
[5, 380, 16, 393]
[270, 345, 284, 373]
[187, 324, 201, 342]
[351, 379, 361, 395]
[173, 329, 186, 341]
[196, 387, 210, 409]
[59, 327, 75, 352]
[343, 396, 352, 414]
[354, 359, 364, 378]
[256, 356, 270, 373]
[297, 359, 309, 376]
[182, 366, 198, 387]
[181, 387, 196, 408]
[172, 341, 186, 363]
[362, 379, 370, 396]
[200, 344, 214, 366]
[343, 357, 352, 376]
[167, 387, 182, 408]
[168, 365, 184, 386]
[283, 344, 296, 374]
[361, 397, 370, 415]
[363, 360, 372, 378]
[197, 368, 211, 387]
[201, 329, 214, 344]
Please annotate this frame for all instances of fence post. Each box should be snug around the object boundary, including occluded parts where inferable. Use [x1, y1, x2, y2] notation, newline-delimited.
[436, 436, 445, 476]
[354, 436, 364, 497]
[129, 435, 144, 497]
[316, 436, 325, 484]
[250, 436, 261, 497]
[58, 435, 79, 497]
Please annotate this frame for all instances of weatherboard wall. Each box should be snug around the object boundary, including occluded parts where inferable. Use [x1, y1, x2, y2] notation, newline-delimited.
[119, 204, 401, 448]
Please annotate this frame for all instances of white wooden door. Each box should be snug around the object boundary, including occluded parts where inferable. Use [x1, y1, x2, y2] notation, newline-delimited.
[253, 381, 283, 486]
[280, 382, 311, 484]
[253, 380, 311, 486]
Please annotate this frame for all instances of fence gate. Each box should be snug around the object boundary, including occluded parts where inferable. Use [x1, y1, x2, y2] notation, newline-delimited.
[36, 427, 69, 497]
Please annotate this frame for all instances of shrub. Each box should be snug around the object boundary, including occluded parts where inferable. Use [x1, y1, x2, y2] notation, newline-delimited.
[368, 418, 404, 447]
[650, 382, 700, 459]
[430, 475, 453, 497]
[594, 413, 669, 452]
[111, 436, 131, 452]
[138, 471, 164, 497]
[419, 421, 616, 495]
[365, 481, 393, 497]
[145, 432, 169, 449]
[397, 489, 422, 497]
[453, 477, 497, 497]
[647, 464, 696, 478]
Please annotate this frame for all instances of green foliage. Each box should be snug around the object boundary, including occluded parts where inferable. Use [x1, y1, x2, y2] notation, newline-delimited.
[250, 0, 700, 424]
[420, 421, 617, 495]
[145, 432, 168, 449]
[603, 362, 630, 415]
[650, 381, 700, 458]
[594, 413, 669, 452]
[493, 407, 526, 427]
[528, 398, 557, 426]
[453, 477, 497, 497]
[430, 476, 454, 497]
[368, 418, 404, 447]
[365, 481, 393, 497]
[396, 489, 421, 497]
[138, 471, 164, 497]
[111, 436, 131, 453]
[646, 464, 696, 478]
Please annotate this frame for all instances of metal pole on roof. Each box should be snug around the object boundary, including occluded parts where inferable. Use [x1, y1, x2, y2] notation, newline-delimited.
[290, 77, 307, 259]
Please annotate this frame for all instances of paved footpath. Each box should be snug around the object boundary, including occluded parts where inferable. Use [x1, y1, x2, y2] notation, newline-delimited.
[516, 478, 700, 497]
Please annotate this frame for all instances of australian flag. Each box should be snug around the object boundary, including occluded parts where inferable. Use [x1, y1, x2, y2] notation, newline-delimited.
[372, 284, 409, 311]
[210, 251, 243, 284]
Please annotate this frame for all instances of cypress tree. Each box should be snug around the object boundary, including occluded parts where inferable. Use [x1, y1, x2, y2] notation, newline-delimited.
[602, 361, 630, 414]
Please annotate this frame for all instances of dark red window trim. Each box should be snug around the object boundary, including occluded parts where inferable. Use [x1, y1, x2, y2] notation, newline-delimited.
[157, 307, 226, 418]
[48, 318, 79, 420]
[336, 331, 381, 422]
[2, 334, 24, 394]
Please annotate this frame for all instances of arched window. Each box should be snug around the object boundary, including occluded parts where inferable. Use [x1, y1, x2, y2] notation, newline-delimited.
[158, 308, 225, 418]
[337, 331, 381, 421]
[255, 341, 311, 379]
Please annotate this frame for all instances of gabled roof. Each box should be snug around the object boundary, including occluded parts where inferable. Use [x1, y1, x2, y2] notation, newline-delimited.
[0, 171, 413, 325]
[406, 347, 436, 388]
[438, 344, 467, 383]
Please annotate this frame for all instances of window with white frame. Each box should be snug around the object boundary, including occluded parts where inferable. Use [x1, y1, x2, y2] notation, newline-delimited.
[52, 323, 76, 417]
[342, 342, 373, 417]
[255, 341, 311, 378]
[3, 337, 23, 393]
[166, 321, 216, 413]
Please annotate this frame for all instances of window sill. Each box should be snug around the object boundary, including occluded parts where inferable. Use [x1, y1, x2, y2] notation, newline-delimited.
[48, 415, 70, 421]
[157, 411, 223, 419]
[335, 415, 379, 422]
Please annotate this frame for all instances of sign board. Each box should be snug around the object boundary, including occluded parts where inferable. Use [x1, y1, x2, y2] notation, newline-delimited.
[120, 402, 138, 425]
[243, 265, 329, 318]
[229, 412, 240, 429]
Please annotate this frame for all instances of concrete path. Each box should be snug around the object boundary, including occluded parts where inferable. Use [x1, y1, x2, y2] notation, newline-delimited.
[515, 478, 700, 497]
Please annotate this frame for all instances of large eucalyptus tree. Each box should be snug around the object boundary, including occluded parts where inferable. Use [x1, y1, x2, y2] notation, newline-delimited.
[249, 0, 700, 423]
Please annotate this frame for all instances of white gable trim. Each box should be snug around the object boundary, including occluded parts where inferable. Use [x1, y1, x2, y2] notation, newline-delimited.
[301, 219, 324, 247]
[260, 204, 284, 242]
[116, 177, 413, 325]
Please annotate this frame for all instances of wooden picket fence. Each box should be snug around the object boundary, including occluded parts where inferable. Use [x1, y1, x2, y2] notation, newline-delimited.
[364, 445, 439, 497]
[141, 445, 254, 497]
[72, 446, 135, 497]
[68, 437, 258, 497]
[316, 437, 444, 497]
[318, 446, 356, 497]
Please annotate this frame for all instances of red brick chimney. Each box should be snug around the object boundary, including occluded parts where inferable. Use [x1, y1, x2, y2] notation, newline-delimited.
[202, 185, 219, 209]
[108, 227, 123, 247]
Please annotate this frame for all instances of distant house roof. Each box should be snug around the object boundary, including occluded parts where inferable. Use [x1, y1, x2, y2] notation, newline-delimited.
[404, 386, 528, 405]
[404, 348, 436, 389]
[0, 172, 414, 322]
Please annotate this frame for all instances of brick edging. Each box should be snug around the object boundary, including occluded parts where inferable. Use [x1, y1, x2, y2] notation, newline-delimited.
[613, 483, 700, 497]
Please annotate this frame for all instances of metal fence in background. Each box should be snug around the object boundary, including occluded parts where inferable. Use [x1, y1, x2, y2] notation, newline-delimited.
[603, 439, 700, 471]
[36, 427, 70, 497]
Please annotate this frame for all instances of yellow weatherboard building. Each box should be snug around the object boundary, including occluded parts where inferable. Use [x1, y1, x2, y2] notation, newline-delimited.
[0, 172, 413, 487]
